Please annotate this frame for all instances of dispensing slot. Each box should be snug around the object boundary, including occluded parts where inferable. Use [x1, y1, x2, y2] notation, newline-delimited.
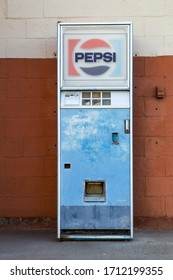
[84, 181, 106, 202]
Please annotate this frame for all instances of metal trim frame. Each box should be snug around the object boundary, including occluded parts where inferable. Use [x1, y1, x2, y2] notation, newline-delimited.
[57, 22, 61, 239]
[57, 21, 133, 240]
[59, 22, 131, 90]
[129, 22, 134, 240]
[61, 234, 132, 241]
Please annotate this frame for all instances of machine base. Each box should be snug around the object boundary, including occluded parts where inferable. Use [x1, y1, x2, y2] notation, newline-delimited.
[59, 229, 133, 240]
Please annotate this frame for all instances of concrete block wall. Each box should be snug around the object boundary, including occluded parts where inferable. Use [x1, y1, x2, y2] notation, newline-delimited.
[1, 0, 173, 229]
[134, 57, 173, 228]
[0, 59, 57, 228]
[1, 0, 173, 58]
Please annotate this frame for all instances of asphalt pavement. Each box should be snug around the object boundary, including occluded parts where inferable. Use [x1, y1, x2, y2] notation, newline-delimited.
[0, 229, 173, 260]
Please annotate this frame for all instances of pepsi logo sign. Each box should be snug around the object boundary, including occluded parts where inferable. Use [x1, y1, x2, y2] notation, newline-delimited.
[68, 39, 117, 77]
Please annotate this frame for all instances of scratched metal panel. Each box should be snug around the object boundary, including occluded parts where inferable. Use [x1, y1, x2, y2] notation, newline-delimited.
[61, 206, 130, 229]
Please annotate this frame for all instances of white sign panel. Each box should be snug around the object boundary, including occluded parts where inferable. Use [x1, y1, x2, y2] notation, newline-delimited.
[58, 23, 132, 89]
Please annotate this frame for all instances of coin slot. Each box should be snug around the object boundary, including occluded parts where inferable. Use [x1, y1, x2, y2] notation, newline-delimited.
[112, 132, 119, 144]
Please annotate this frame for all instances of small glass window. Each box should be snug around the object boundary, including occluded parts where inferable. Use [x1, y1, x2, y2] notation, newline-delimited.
[92, 99, 101, 106]
[82, 92, 91, 98]
[82, 99, 91, 105]
[102, 99, 111, 105]
[92, 91, 101, 98]
[102, 91, 111, 98]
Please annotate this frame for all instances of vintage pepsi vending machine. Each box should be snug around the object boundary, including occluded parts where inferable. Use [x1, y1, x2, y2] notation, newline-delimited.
[57, 22, 133, 240]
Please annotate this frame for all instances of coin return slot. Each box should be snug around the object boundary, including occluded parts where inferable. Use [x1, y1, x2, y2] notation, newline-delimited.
[84, 181, 106, 202]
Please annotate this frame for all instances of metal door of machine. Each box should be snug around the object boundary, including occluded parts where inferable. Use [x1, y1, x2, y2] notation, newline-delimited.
[60, 107, 130, 232]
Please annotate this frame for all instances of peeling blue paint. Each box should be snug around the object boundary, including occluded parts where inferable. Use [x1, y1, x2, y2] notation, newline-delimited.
[60, 108, 130, 229]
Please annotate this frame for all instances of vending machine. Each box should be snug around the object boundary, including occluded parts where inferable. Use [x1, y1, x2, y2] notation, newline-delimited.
[57, 22, 133, 240]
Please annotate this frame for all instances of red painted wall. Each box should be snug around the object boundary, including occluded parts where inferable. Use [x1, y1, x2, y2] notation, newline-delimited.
[0, 59, 57, 228]
[134, 57, 173, 228]
[0, 57, 173, 229]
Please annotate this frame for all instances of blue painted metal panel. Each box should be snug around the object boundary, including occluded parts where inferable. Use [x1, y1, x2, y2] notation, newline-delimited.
[60, 108, 130, 229]
[61, 206, 130, 229]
